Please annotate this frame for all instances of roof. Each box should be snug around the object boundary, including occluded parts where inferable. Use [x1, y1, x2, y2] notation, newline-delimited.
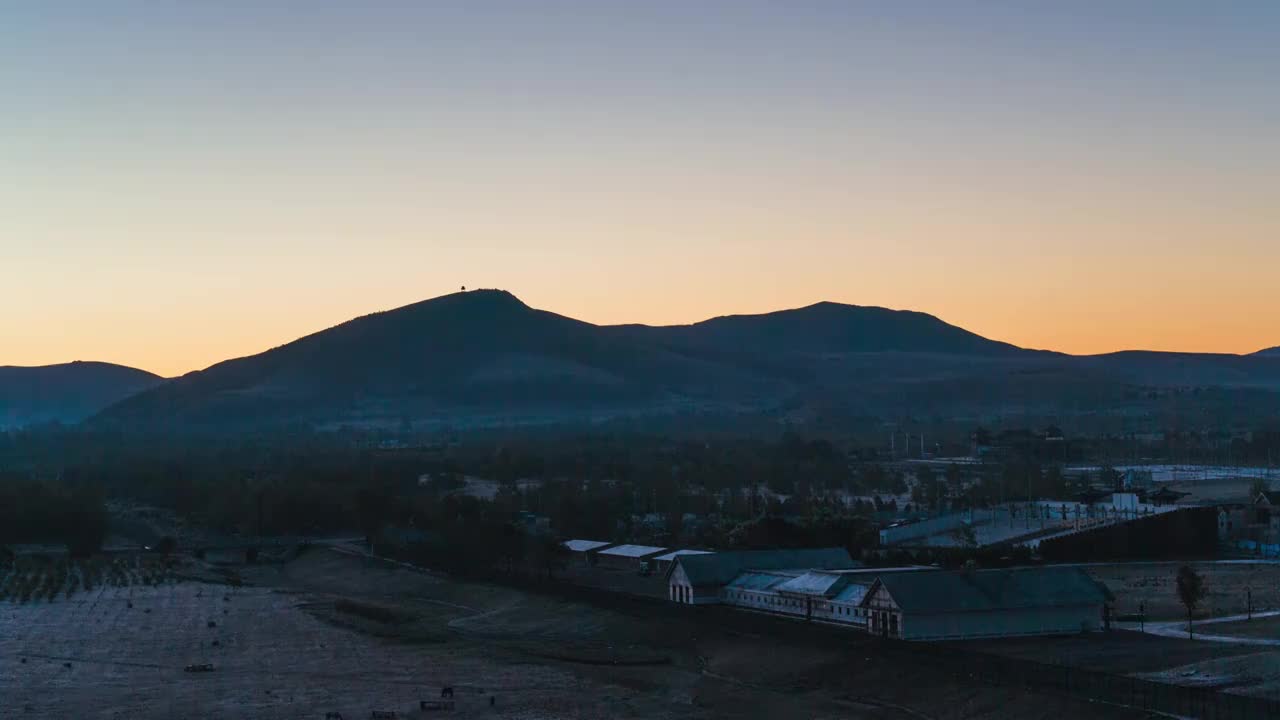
[859, 567, 1111, 614]
[563, 539, 613, 553]
[598, 544, 668, 558]
[726, 570, 798, 591]
[776, 566, 932, 600]
[672, 547, 856, 586]
[832, 583, 871, 605]
[653, 549, 714, 562]
[1256, 491, 1280, 506]
[775, 571, 851, 597]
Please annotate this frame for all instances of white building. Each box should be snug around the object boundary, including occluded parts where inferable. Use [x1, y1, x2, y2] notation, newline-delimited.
[722, 567, 933, 626]
[561, 539, 615, 565]
[596, 544, 667, 570]
[650, 549, 714, 575]
[667, 548, 854, 605]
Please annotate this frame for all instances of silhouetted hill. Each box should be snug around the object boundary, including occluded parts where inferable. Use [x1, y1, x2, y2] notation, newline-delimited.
[0, 361, 162, 428]
[88, 291, 1280, 432]
[1256, 347, 1280, 357]
[612, 301, 1029, 357]
[94, 290, 786, 429]
[1080, 351, 1280, 389]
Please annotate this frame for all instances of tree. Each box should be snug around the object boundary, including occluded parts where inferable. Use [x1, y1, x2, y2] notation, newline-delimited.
[945, 464, 964, 497]
[155, 536, 177, 556]
[1176, 564, 1206, 639]
[529, 534, 568, 580]
[950, 523, 978, 549]
[356, 484, 392, 547]
[63, 488, 108, 558]
[890, 472, 909, 496]
[1250, 479, 1270, 501]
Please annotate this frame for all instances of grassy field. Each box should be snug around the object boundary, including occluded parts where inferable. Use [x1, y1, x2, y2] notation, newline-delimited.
[1088, 561, 1280, 620]
[2, 548, 1168, 719]
[967, 630, 1264, 675]
[1202, 615, 1280, 640]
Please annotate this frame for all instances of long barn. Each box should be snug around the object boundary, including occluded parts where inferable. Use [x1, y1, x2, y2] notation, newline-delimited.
[858, 567, 1111, 641]
[667, 548, 855, 605]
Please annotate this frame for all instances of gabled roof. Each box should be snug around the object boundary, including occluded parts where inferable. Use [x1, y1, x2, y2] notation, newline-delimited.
[832, 583, 871, 605]
[726, 570, 798, 591]
[858, 567, 1111, 614]
[671, 547, 856, 586]
[563, 539, 613, 553]
[775, 571, 852, 597]
[652, 549, 714, 562]
[1255, 491, 1280, 506]
[598, 544, 667, 558]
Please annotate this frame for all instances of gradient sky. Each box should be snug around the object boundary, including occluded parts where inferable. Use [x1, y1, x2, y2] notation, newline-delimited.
[4, 1, 1278, 376]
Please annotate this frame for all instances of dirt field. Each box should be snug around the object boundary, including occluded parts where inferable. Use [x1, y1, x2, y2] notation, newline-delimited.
[1135, 651, 1280, 699]
[2, 548, 1164, 719]
[1088, 561, 1280, 620]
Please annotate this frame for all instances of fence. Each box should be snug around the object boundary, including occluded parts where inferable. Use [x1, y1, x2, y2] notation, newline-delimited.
[1039, 507, 1219, 562]
[1237, 539, 1280, 558]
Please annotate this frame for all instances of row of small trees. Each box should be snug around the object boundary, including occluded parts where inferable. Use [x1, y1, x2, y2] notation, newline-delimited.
[0, 555, 174, 603]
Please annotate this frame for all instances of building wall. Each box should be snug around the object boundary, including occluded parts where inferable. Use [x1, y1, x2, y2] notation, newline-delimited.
[597, 553, 646, 570]
[719, 587, 868, 626]
[900, 606, 1103, 641]
[864, 584, 902, 638]
[667, 565, 720, 605]
[1038, 507, 1217, 562]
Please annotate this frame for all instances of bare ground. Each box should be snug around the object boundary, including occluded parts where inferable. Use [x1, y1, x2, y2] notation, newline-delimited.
[2, 550, 1166, 719]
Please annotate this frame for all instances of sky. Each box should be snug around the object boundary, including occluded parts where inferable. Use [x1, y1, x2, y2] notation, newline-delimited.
[3, 1, 1278, 376]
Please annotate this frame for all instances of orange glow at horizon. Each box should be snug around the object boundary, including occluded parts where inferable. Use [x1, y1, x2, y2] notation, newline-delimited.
[3, 2, 1278, 376]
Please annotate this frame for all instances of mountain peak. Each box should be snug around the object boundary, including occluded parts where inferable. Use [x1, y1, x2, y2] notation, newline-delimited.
[396, 288, 529, 314]
[641, 300, 1022, 356]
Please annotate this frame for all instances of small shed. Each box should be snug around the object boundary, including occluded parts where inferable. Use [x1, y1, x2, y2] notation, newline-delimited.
[651, 549, 714, 574]
[562, 539, 616, 566]
[595, 544, 668, 571]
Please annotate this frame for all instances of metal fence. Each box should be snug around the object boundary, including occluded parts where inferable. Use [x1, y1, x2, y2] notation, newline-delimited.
[1237, 539, 1280, 558]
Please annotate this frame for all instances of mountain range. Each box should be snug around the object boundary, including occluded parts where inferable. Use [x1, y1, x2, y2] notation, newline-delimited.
[6, 290, 1280, 432]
